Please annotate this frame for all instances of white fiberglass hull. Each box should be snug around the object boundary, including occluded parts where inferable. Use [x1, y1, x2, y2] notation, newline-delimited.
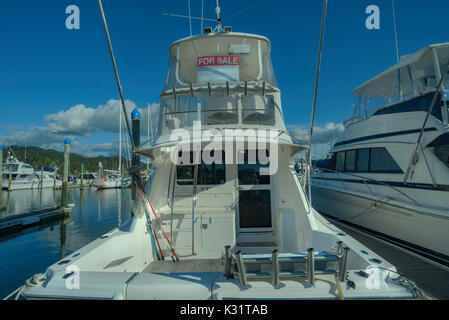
[311, 184, 449, 265]
[2, 179, 62, 191]
[92, 178, 129, 190]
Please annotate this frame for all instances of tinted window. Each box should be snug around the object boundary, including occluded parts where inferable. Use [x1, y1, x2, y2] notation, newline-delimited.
[369, 148, 402, 172]
[239, 190, 272, 228]
[345, 150, 356, 171]
[356, 149, 370, 171]
[176, 151, 226, 185]
[434, 145, 449, 168]
[238, 150, 270, 185]
[335, 152, 345, 171]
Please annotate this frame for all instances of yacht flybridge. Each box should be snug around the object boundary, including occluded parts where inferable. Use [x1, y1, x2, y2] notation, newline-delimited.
[312, 43, 449, 266]
[22, 28, 425, 299]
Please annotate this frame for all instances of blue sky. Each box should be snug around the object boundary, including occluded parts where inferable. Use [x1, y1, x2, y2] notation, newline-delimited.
[1, 0, 448, 157]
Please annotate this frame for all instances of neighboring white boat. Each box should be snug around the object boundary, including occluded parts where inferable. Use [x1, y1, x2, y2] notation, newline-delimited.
[311, 43, 449, 267]
[81, 172, 98, 186]
[21, 14, 425, 300]
[1, 153, 61, 190]
[92, 170, 131, 190]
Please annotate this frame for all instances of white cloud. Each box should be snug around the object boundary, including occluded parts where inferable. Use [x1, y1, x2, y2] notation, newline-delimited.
[288, 122, 345, 159]
[1, 99, 160, 157]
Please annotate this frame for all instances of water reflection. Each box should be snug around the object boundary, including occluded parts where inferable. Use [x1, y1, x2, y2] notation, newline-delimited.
[0, 189, 60, 218]
[0, 188, 132, 298]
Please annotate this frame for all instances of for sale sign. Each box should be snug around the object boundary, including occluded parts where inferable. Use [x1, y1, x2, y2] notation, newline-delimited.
[197, 55, 239, 83]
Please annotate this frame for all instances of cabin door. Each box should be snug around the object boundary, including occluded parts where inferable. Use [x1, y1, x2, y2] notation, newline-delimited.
[236, 150, 274, 243]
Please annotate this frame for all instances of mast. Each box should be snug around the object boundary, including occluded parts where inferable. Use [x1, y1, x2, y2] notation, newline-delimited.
[119, 101, 122, 174]
[304, 0, 328, 195]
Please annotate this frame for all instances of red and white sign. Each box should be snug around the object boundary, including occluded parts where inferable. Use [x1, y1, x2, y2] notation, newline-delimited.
[197, 55, 240, 84]
[197, 56, 239, 67]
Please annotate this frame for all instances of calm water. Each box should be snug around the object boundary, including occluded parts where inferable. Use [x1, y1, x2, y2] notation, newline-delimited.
[0, 187, 132, 299]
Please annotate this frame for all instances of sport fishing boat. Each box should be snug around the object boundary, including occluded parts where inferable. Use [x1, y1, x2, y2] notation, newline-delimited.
[311, 43, 449, 267]
[19, 4, 425, 300]
[81, 172, 99, 186]
[92, 169, 131, 190]
[1, 153, 61, 190]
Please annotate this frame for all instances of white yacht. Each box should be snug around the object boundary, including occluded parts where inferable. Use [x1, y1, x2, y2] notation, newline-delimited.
[1, 153, 61, 190]
[21, 25, 425, 300]
[92, 170, 131, 190]
[81, 172, 98, 186]
[311, 43, 449, 267]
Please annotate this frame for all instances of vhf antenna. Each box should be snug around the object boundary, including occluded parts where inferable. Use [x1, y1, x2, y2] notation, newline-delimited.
[162, 0, 270, 35]
[214, 0, 222, 32]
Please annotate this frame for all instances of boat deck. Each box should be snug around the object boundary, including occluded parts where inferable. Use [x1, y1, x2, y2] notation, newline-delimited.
[143, 259, 223, 273]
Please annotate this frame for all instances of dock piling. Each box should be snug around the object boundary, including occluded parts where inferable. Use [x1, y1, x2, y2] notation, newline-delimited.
[131, 108, 141, 216]
[80, 163, 84, 190]
[8, 166, 12, 192]
[40, 166, 44, 190]
[62, 139, 70, 208]
[53, 164, 57, 189]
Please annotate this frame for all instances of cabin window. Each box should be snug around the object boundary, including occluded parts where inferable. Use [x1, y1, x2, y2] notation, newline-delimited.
[331, 148, 401, 173]
[434, 145, 449, 168]
[345, 150, 356, 172]
[335, 152, 345, 171]
[369, 148, 402, 173]
[238, 150, 270, 185]
[356, 149, 370, 172]
[242, 94, 276, 126]
[428, 133, 449, 168]
[176, 151, 226, 185]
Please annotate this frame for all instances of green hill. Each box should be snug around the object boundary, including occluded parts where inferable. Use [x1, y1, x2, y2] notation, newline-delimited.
[2, 146, 125, 176]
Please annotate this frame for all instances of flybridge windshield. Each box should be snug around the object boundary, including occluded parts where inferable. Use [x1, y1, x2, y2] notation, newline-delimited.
[163, 34, 277, 91]
[347, 44, 449, 125]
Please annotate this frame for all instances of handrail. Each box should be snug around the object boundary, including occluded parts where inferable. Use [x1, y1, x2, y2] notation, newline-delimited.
[312, 167, 420, 207]
[167, 164, 174, 208]
[160, 81, 279, 98]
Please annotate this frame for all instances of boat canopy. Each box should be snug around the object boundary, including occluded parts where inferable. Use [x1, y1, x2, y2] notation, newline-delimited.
[347, 43, 449, 125]
[163, 32, 277, 91]
[354, 43, 449, 98]
[153, 32, 287, 140]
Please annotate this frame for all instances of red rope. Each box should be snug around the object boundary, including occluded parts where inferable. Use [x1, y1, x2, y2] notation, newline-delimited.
[134, 173, 179, 262]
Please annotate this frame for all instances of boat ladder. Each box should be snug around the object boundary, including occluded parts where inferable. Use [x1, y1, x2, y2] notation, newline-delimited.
[223, 243, 350, 287]
[169, 163, 199, 256]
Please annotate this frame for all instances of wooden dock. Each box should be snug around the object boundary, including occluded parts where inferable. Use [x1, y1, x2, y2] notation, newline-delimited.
[0, 205, 74, 237]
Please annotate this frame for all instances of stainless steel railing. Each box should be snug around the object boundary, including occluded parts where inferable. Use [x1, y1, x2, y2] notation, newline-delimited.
[309, 167, 420, 207]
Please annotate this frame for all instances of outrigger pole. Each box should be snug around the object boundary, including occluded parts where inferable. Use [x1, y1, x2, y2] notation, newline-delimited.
[97, 0, 134, 150]
[304, 0, 328, 195]
[403, 58, 449, 184]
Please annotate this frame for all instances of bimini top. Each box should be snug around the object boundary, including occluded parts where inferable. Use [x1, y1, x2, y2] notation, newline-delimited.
[353, 43, 449, 98]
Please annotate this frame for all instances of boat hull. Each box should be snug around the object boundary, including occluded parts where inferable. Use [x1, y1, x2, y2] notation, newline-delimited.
[2, 179, 62, 191]
[311, 184, 449, 265]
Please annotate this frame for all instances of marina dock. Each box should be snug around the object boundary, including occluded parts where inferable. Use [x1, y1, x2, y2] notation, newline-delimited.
[0, 205, 74, 237]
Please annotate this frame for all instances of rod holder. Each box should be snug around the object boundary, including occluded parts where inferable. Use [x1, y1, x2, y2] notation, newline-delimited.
[337, 241, 343, 255]
[224, 245, 232, 278]
[339, 247, 350, 282]
[307, 248, 315, 285]
[272, 250, 280, 286]
[235, 251, 248, 288]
